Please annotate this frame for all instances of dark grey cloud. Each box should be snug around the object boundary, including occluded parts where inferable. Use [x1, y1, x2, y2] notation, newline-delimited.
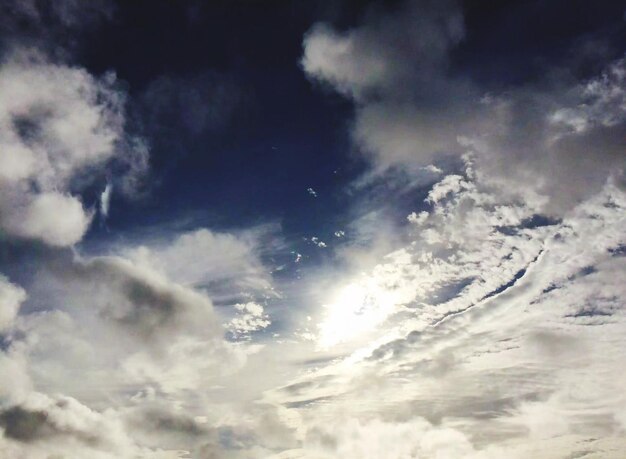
[0, 406, 51, 442]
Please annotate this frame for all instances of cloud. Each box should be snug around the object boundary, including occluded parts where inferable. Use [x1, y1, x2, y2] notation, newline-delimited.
[302, 0, 475, 172]
[4, 252, 238, 407]
[228, 302, 271, 337]
[100, 183, 112, 219]
[0, 276, 26, 331]
[59, 256, 221, 341]
[265, 171, 626, 457]
[0, 49, 148, 246]
[0, 392, 171, 459]
[302, 417, 480, 459]
[310, 237, 327, 248]
[459, 60, 626, 213]
[1, 221, 285, 413]
[302, 0, 626, 214]
[2, 192, 93, 247]
[0, 218, 305, 457]
[301, 0, 464, 101]
[124, 227, 274, 303]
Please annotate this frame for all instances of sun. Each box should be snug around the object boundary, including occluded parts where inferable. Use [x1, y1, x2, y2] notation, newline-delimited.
[317, 279, 400, 349]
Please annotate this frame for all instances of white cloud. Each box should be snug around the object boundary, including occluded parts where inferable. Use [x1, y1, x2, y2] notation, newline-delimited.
[310, 237, 327, 248]
[6, 252, 245, 404]
[302, 1, 626, 214]
[100, 183, 113, 219]
[265, 175, 626, 457]
[0, 391, 184, 459]
[228, 302, 271, 337]
[2, 192, 93, 247]
[124, 228, 273, 303]
[0, 277, 26, 331]
[0, 49, 147, 246]
[303, 417, 477, 459]
[301, 0, 463, 101]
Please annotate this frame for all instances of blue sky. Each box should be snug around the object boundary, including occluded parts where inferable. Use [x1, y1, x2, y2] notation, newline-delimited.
[0, 1, 625, 458]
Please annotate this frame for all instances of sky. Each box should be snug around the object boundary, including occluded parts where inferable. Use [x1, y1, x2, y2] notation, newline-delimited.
[0, 0, 625, 457]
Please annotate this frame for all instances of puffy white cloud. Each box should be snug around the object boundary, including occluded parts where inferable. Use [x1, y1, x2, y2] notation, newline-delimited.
[0, 247, 274, 457]
[302, 1, 626, 214]
[0, 50, 147, 246]
[228, 302, 271, 337]
[2, 192, 92, 247]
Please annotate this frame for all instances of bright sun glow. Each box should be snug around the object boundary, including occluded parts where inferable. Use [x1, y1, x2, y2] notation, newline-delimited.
[317, 280, 401, 348]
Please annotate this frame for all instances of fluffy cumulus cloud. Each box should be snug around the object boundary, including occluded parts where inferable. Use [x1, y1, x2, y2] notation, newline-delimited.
[16, 248, 253, 397]
[0, 49, 147, 246]
[0, 392, 154, 459]
[0, 221, 291, 457]
[302, 0, 626, 214]
[302, 0, 473, 168]
[0, 247, 266, 457]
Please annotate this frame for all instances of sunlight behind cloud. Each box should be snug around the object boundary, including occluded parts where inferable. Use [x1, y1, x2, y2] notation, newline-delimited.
[317, 279, 401, 348]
